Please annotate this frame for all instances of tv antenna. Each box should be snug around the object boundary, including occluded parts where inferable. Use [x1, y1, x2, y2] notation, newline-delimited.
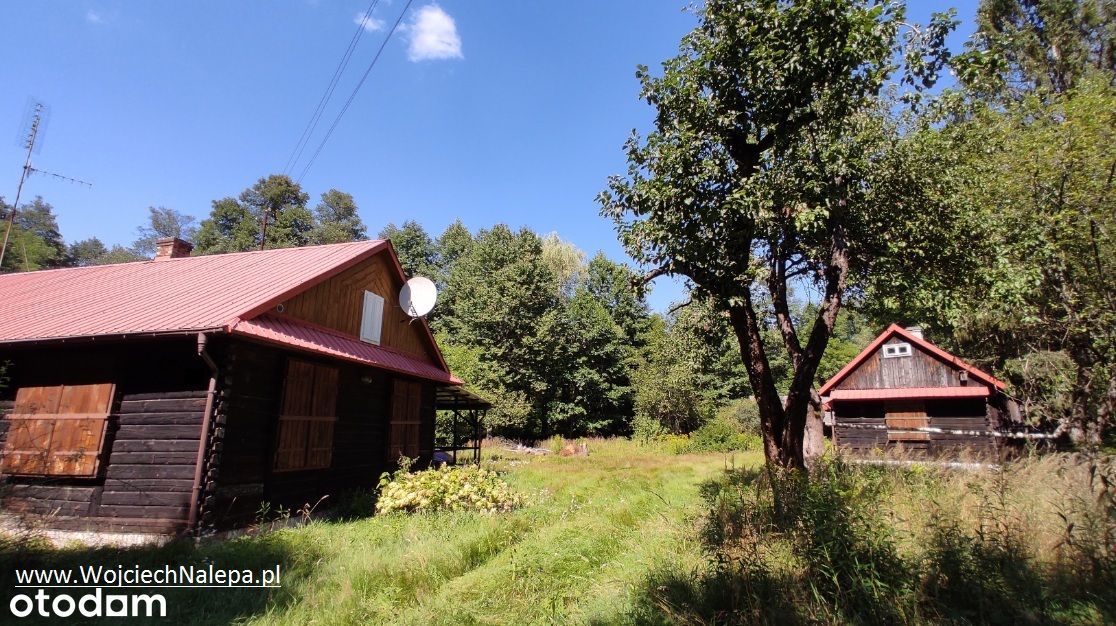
[1, 100, 92, 268]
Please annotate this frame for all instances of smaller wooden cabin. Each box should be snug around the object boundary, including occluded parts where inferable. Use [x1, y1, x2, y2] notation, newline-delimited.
[819, 325, 1014, 456]
[0, 238, 487, 541]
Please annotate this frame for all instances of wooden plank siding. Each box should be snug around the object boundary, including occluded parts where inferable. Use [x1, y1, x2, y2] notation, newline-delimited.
[0, 339, 212, 534]
[281, 252, 437, 362]
[208, 339, 437, 529]
[840, 338, 967, 390]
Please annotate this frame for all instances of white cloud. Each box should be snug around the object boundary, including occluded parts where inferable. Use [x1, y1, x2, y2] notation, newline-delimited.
[354, 12, 384, 32]
[86, 9, 104, 24]
[406, 5, 462, 62]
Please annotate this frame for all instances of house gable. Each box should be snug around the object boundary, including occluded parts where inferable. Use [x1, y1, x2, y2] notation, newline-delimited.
[279, 248, 439, 364]
[836, 337, 970, 390]
[819, 325, 1005, 395]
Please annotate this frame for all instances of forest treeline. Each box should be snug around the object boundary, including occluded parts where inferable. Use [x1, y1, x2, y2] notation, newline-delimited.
[1, 182, 864, 441]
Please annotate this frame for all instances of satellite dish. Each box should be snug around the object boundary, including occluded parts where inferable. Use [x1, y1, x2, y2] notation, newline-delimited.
[399, 276, 437, 318]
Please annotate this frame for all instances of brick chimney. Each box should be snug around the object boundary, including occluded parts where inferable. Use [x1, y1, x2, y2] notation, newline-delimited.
[154, 237, 193, 260]
[906, 326, 924, 340]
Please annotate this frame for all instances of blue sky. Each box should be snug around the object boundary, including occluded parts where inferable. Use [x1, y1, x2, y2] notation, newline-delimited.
[0, 1, 978, 311]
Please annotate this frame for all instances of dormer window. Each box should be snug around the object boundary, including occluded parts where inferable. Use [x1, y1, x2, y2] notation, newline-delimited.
[360, 290, 385, 345]
[882, 342, 912, 358]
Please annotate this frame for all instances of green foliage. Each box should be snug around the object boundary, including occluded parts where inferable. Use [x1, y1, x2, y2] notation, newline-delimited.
[434, 224, 643, 440]
[600, 0, 968, 467]
[955, 0, 1116, 97]
[378, 220, 436, 278]
[585, 252, 652, 347]
[194, 176, 367, 254]
[642, 454, 1116, 624]
[194, 197, 263, 253]
[1, 196, 68, 271]
[631, 319, 713, 436]
[540, 232, 586, 298]
[667, 417, 762, 454]
[376, 462, 526, 515]
[311, 189, 366, 244]
[941, 77, 1116, 441]
[133, 206, 197, 255]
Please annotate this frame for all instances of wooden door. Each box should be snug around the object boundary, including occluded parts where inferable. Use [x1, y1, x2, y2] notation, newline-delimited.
[885, 400, 929, 442]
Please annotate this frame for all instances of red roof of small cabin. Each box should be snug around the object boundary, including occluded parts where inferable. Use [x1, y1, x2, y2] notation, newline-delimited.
[818, 324, 1004, 397]
[0, 240, 459, 385]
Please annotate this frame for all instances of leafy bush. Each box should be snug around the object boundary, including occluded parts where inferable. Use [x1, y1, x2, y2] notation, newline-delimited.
[716, 398, 760, 436]
[665, 417, 762, 454]
[376, 462, 526, 515]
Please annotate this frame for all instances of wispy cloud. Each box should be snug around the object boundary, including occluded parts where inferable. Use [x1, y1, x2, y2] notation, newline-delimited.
[86, 9, 104, 24]
[354, 12, 384, 32]
[406, 5, 462, 62]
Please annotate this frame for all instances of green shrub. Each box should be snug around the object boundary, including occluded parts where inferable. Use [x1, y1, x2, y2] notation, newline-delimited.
[664, 417, 762, 454]
[376, 463, 526, 515]
[716, 398, 760, 436]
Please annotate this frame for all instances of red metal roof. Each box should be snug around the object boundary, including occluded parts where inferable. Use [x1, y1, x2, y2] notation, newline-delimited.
[818, 324, 1005, 395]
[827, 387, 991, 401]
[234, 315, 461, 385]
[0, 240, 386, 342]
[0, 240, 455, 382]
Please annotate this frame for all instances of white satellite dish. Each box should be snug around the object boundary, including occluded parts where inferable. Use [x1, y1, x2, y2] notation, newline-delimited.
[399, 276, 437, 318]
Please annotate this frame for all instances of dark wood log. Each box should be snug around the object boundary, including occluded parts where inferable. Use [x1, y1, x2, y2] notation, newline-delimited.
[103, 464, 197, 480]
[119, 391, 209, 401]
[106, 452, 200, 465]
[99, 491, 191, 507]
[111, 440, 200, 453]
[103, 478, 195, 492]
[96, 504, 190, 520]
[117, 413, 204, 426]
[112, 425, 202, 440]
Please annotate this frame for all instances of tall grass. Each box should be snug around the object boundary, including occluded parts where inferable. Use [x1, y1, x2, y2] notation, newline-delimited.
[635, 453, 1116, 625]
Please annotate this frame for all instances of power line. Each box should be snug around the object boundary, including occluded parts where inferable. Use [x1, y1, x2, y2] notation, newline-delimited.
[282, 0, 384, 176]
[296, 0, 415, 184]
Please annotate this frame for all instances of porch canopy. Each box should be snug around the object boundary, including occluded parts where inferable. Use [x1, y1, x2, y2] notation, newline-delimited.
[434, 385, 490, 464]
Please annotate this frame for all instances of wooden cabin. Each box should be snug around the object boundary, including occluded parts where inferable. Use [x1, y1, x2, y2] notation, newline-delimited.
[819, 325, 1015, 456]
[0, 238, 487, 540]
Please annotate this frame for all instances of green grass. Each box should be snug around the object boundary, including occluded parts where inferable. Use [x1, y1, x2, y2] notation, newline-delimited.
[1, 441, 760, 625]
[6, 443, 1112, 625]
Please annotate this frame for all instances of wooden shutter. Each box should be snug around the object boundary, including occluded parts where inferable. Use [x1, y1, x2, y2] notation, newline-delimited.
[389, 380, 422, 461]
[274, 360, 338, 472]
[886, 401, 930, 442]
[1, 383, 114, 477]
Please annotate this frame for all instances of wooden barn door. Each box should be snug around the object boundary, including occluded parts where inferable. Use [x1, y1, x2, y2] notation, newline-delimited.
[885, 401, 929, 443]
[389, 380, 422, 461]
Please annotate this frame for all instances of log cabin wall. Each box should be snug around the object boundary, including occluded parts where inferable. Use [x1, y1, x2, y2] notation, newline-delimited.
[208, 339, 437, 529]
[0, 338, 211, 534]
[280, 252, 437, 362]
[833, 398, 995, 455]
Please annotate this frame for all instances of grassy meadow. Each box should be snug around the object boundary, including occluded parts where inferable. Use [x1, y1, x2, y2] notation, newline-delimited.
[2, 440, 1114, 625]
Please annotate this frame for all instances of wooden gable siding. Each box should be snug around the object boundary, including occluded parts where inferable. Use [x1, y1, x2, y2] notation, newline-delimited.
[837, 338, 967, 390]
[281, 252, 436, 362]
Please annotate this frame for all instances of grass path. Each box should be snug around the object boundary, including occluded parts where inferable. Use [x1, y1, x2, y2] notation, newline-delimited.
[1, 443, 756, 625]
[249, 445, 748, 625]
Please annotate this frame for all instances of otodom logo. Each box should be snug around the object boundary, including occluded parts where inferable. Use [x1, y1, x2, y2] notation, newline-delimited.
[10, 588, 165, 618]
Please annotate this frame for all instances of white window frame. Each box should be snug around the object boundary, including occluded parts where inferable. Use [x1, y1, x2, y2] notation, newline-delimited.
[360, 290, 385, 345]
[882, 342, 912, 358]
